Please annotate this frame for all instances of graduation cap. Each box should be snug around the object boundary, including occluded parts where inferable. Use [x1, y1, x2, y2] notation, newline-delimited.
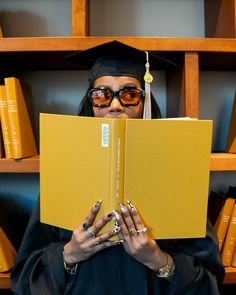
[65, 40, 176, 119]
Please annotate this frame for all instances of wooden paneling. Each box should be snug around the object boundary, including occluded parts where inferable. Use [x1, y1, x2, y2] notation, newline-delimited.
[72, 0, 89, 36]
[205, 0, 236, 37]
[0, 273, 10, 289]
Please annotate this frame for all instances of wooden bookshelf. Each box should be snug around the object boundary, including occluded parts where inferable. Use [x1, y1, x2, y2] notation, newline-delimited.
[0, 0, 235, 287]
[224, 266, 236, 285]
[1, 266, 236, 288]
[0, 153, 236, 173]
[0, 154, 235, 173]
[0, 155, 39, 173]
[0, 272, 10, 289]
[210, 153, 236, 171]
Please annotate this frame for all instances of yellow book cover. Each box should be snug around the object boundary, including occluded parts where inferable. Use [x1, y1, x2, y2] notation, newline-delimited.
[0, 227, 17, 272]
[221, 204, 236, 266]
[0, 123, 4, 158]
[4, 77, 37, 159]
[0, 85, 13, 158]
[231, 237, 236, 267]
[215, 198, 235, 250]
[225, 91, 236, 153]
[40, 114, 212, 239]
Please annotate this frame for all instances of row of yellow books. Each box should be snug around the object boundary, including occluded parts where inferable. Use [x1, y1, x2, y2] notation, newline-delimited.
[213, 189, 236, 267]
[0, 77, 38, 159]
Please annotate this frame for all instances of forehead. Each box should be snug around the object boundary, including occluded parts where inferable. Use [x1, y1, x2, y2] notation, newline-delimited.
[93, 76, 142, 88]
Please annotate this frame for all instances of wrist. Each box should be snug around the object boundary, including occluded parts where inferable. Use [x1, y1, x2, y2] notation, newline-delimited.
[154, 252, 175, 279]
[63, 250, 79, 275]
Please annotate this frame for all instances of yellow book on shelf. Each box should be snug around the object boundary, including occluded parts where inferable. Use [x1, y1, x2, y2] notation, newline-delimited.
[221, 204, 236, 266]
[0, 227, 17, 272]
[0, 85, 13, 158]
[226, 91, 236, 153]
[231, 237, 236, 267]
[40, 114, 212, 239]
[4, 77, 37, 159]
[215, 198, 235, 250]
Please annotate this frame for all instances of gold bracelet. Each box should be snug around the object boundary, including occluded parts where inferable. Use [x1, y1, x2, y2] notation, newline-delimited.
[155, 253, 175, 278]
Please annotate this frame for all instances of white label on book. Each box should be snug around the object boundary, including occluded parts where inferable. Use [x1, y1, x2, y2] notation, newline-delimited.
[101, 124, 109, 147]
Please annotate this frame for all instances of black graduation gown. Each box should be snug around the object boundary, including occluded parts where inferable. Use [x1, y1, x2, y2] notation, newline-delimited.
[11, 199, 224, 295]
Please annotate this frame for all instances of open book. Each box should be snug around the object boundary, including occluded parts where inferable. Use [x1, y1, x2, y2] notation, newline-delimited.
[40, 114, 212, 239]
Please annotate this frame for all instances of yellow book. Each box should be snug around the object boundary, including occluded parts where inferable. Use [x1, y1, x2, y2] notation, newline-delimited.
[231, 237, 236, 267]
[40, 114, 212, 239]
[0, 85, 13, 158]
[4, 77, 37, 159]
[226, 91, 236, 153]
[215, 198, 235, 250]
[0, 227, 17, 272]
[221, 204, 236, 266]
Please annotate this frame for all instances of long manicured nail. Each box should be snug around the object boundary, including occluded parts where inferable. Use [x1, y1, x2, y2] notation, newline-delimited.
[119, 202, 127, 213]
[113, 210, 121, 221]
[104, 211, 114, 221]
[115, 239, 124, 245]
[94, 199, 102, 208]
[127, 200, 135, 212]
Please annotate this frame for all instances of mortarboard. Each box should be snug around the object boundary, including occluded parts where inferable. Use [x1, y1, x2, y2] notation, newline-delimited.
[65, 40, 177, 119]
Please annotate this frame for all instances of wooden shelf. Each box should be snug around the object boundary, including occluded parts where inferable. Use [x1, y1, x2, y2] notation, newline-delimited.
[0, 272, 10, 289]
[0, 36, 235, 52]
[224, 266, 236, 285]
[0, 155, 39, 173]
[210, 153, 236, 171]
[0, 154, 235, 173]
[1, 267, 235, 288]
[0, 37, 235, 73]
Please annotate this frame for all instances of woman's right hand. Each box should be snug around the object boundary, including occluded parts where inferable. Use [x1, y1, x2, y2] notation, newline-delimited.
[63, 200, 121, 264]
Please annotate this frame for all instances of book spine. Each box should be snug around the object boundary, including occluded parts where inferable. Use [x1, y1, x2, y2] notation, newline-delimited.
[0, 85, 13, 158]
[109, 119, 125, 211]
[221, 204, 236, 266]
[215, 198, 235, 250]
[231, 239, 236, 267]
[5, 78, 22, 158]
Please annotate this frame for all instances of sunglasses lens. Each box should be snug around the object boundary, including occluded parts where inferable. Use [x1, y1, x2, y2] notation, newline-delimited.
[90, 89, 112, 106]
[120, 89, 142, 105]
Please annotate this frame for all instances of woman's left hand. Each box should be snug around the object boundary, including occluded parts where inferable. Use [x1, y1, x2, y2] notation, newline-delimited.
[114, 201, 167, 272]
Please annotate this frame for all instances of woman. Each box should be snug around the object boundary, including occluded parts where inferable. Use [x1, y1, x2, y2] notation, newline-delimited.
[11, 41, 224, 295]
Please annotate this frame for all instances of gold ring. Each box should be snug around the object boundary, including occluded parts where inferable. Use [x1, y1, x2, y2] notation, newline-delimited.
[128, 228, 137, 236]
[136, 227, 148, 234]
[88, 227, 96, 237]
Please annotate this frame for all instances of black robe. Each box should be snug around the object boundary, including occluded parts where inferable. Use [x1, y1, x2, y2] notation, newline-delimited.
[11, 199, 224, 295]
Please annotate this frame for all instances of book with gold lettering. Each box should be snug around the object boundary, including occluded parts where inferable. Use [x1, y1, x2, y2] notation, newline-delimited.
[0, 227, 17, 272]
[221, 204, 236, 266]
[4, 77, 37, 159]
[214, 198, 235, 250]
[0, 85, 13, 158]
[40, 114, 212, 239]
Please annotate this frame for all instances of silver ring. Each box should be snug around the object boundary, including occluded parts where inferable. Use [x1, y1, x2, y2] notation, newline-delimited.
[88, 227, 96, 237]
[136, 227, 148, 234]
